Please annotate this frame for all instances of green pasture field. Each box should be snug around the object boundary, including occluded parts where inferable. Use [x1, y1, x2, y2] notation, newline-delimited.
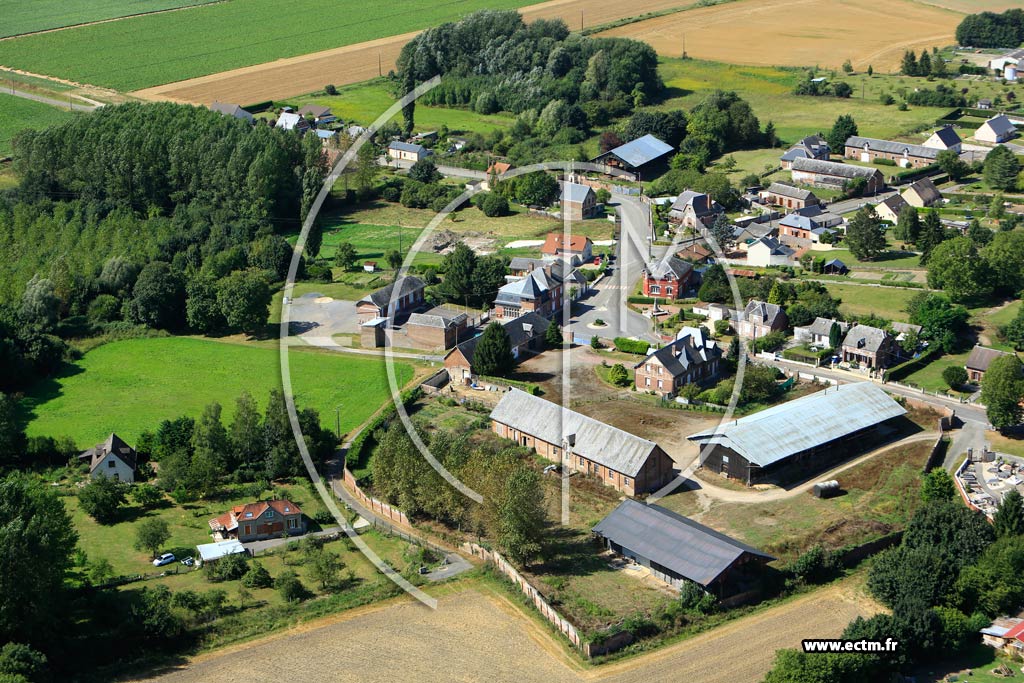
[657, 58, 1018, 144]
[898, 349, 973, 394]
[20, 336, 413, 446]
[0, 0, 537, 92]
[0, 92, 76, 155]
[823, 282, 921, 321]
[293, 80, 516, 133]
[0, 0, 220, 38]
[809, 245, 923, 271]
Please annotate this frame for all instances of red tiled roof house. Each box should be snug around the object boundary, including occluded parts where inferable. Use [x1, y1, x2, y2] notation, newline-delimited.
[209, 499, 306, 542]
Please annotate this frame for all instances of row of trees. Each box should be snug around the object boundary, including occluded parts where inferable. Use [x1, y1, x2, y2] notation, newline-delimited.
[370, 421, 546, 564]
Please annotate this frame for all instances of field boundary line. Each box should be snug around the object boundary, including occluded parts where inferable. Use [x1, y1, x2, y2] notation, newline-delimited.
[0, 1, 227, 42]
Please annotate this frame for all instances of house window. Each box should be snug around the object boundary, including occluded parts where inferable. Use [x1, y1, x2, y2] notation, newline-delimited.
[650, 285, 660, 294]
[266, 510, 274, 518]
[645, 377, 650, 387]
[624, 477, 631, 486]
[553, 447, 560, 457]
[657, 380, 663, 389]
[244, 525, 252, 535]
[108, 460, 116, 468]
[578, 456, 584, 466]
[666, 286, 673, 295]
[722, 455, 730, 465]
[645, 364, 651, 372]
[608, 470, 614, 480]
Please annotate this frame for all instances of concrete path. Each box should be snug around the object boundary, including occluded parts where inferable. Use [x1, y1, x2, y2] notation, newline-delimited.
[243, 526, 344, 554]
[1, 86, 100, 111]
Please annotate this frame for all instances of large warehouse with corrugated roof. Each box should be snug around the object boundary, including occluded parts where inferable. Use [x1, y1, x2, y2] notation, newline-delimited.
[688, 382, 906, 486]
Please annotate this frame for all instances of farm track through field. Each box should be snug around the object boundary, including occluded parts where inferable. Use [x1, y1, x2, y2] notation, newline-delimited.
[132, 580, 880, 683]
[596, 0, 963, 72]
[131, 0, 699, 105]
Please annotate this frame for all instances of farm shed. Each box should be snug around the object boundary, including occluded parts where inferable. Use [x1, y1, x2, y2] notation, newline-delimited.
[592, 499, 774, 595]
[197, 539, 248, 564]
[489, 389, 675, 495]
[689, 382, 906, 485]
[592, 133, 674, 173]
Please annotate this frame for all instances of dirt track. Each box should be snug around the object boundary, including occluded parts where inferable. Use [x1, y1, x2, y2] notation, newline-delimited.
[130, 0, 690, 105]
[597, 0, 961, 72]
[133, 581, 879, 683]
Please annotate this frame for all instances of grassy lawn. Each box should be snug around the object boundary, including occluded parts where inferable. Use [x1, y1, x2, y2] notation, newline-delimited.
[823, 283, 921, 322]
[656, 59, 957, 143]
[811, 245, 923, 271]
[292, 80, 516, 133]
[899, 350, 972, 394]
[658, 437, 934, 561]
[920, 644, 1023, 683]
[67, 479, 328, 577]
[0, 0, 536, 91]
[20, 336, 413, 447]
[0, 92, 76, 156]
[986, 431, 1024, 459]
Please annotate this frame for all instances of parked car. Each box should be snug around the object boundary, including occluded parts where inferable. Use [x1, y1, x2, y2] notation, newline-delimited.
[153, 553, 176, 567]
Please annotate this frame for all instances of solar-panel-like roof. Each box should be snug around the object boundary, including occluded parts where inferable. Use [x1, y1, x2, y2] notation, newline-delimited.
[592, 499, 774, 587]
[688, 382, 905, 468]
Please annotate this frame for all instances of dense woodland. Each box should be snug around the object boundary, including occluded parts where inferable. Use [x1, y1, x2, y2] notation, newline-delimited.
[956, 9, 1024, 49]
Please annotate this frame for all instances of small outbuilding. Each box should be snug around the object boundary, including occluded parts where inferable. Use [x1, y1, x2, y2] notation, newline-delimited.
[197, 539, 248, 564]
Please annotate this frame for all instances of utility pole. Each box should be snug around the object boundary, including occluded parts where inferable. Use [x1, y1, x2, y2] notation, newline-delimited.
[335, 404, 343, 440]
[581, 8, 584, 31]
[378, 51, 382, 78]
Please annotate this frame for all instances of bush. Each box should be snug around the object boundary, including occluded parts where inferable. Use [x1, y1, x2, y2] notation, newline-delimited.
[613, 337, 650, 355]
[608, 363, 630, 387]
[790, 545, 841, 584]
[204, 552, 249, 582]
[713, 319, 730, 336]
[942, 365, 968, 388]
[276, 570, 311, 602]
[242, 562, 273, 589]
[480, 192, 510, 217]
[324, 84, 338, 95]
[749, 331, 786, 354]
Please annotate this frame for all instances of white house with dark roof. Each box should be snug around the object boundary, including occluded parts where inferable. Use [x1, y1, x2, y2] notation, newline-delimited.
[976, 115, 1018, 144]
[689, 382, 906, 485]
[876, 194, 911, 224]
[924, 126, 962, 153]
[901, 177, 942, 208]
[275, 112, 309, 133]
[489, 389, 675, 495]
[793, 317, 848, 347]
[669, 190, 724, 230]
[746, 236, 796, 267]
[634, 326, 722, 397]
[79, 433, 137, 483]
[737, 300, 788, 339]
[387, 140, 432, 162]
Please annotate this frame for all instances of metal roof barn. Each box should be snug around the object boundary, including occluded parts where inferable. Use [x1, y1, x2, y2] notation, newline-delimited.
[595, 134, 674, 169]
[688, 382, 905, 468]
[592, 499, 774, 587]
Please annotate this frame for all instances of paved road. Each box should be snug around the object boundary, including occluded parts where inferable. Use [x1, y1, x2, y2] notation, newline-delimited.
[567, 195, 661, 343]
[382, 157, 487, 180]
[243, 526, 343, 554]
[1, 86, 99, 111]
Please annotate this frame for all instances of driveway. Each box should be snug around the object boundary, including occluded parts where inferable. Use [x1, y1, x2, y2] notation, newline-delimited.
[288, 292, 359, 337]
[242, 526, 343, 554]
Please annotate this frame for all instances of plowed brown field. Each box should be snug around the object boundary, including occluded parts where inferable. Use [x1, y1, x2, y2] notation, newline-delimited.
[132, 0, 690, 105]
[132, 580, 880, 683]
[597, 0, 961, 72]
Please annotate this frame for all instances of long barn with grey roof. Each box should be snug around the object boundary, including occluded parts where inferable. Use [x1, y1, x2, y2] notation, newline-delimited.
[489, 389, 675, 495]
[844, 135, 938, 168]
[592, 134, 674, 172]
[689, 382, 906, 485]
[790, 157, 885, 194]
[593, 499, 774, 594]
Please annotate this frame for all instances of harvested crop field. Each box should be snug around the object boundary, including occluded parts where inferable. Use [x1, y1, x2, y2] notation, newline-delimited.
[597, 0, 963, 72]
[132, 581, 879, 683]
[132, 0, 701, 105]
